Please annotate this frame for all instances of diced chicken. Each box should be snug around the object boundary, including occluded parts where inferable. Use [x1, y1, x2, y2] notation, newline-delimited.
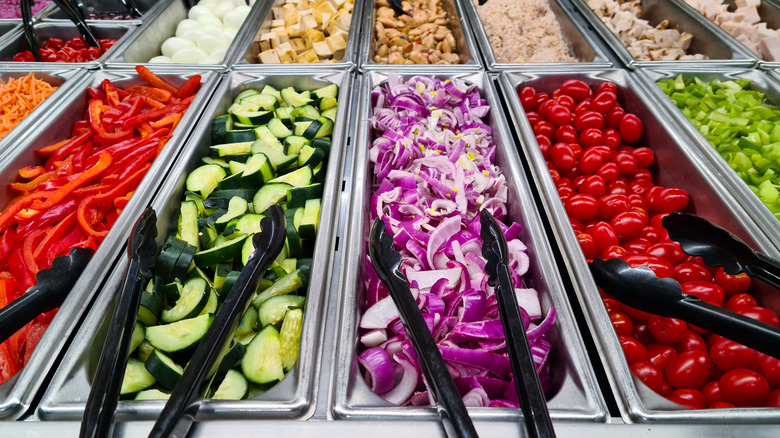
[736, 6, 761, 24]
[759, 35, 780, 61]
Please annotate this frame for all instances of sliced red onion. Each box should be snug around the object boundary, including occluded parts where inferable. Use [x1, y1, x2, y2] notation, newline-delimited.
[359, 347, 396, 395]
[462, 387, 490, 407]
[361, 329, 389, 347]
[381, 353, 419, 405]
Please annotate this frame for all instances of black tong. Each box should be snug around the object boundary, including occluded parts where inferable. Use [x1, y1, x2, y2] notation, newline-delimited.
[21, 0, 39, 61]
[589, 212, 780, 360]
[148, 205, 286, 438]
[0, 246, 92, 344]
[480, 210, 555, 438]
[52, 0, 101, 48]
[370, 219, 478, 438]
[81, 208, 157, 438]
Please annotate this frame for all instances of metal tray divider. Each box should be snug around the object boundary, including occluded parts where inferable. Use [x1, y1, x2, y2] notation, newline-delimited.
[232, 0, 364, 71]
[331, 69, 607, 422]
[632, 66, 780, 251]
[358, 0, 483, 71]
[103, 0, 267, 71]
[457, 0, 614, 71]
[35, 69, 353, 421]
[499, 69, 780, 423]
[567, 0, 757, 69]
[0, 68, 220, 421]
[0, 21, 140, 69]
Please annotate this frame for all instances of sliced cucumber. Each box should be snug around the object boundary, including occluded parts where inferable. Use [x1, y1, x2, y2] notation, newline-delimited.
[134, 389, 170, 401]
[224, 129, 256, 144]
[252, 269, 305, 308]
[215, 197, 249, 229]
[281, 87, 312, 107]
[252, 183, 291, 214]
[283, 135, 309, 156]
[161, 277, 210, 323]
[268, 166, 312, 188]
[280, 308, 303, 371]
[241, 153, 274, 188]
[258, 295, 306, 327]
[212, 369, 248, 400]
[193, 235, 246, 267]
[235, 214, 264, 235]
[178, 201, 200, 249]
[297, 146, 325, 168]
[314, 83, 338, 99]
[146, 314, 213, 353]
[137, 340, 155, 363]
[299, 198, 321, 240]
[145, 349, 183, 390]
[210, 141, 253, 158]
[186, 164, 226, 199]
[130, 322, 145, 355]
[286, 184, 322, 209]
[240, 93, 277, 111]
[236, 306, 259, 337]
[267, 118, 293, 138]
[121, 358, 156, 396]
[241, 325, 284, 384]
[199, 288, 218, 315]
[232, 109, 273, 126]
[212, 114, 232, 144]
[138, 292, 163, 326]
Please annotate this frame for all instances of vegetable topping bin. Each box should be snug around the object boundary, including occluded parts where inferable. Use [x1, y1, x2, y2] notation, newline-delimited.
[0, 67, 219, 421]
[332, 70, 607, 422]
[36, 70, 352, 421]
[500, 69, 780, 422]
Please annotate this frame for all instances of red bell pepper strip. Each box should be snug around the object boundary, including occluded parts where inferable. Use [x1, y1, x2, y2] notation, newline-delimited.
[33, 211, 76, 261]
[16, 198, 78, 237]
[176, 75, 201, 98]
[87, 136, 143, 161]
[8, 249, 33, 294]
[44, 131, 93, 169]
[101, 78, 121, 107]
[87, 87, 106, 101]
[125, 85, 172, 103]
[114, 191, 133, 210]
[93, 162, 150, 206]
[122, 103, 187, 129]
[77, 196, 107, 237]
[73, 184, 111, 197]
[144, 98, 166, 110]
[45, 226, 85, 267]
[71, 120, 91, 136]
[135, 65, 179, 94]
[0, 191, 53, 234]
[9, 172, 54, 193]
[22, 228, 48, 274]
[0, 341, 18, 384]
[18, 166, 44, 180]
[33, 134, 78, 159]
[33, 153, 112, 211]
[107, 143, 157, 180]
[151, 111, 182, 129]
[117, 96, 146, 121]
[0, 228, 16, 267]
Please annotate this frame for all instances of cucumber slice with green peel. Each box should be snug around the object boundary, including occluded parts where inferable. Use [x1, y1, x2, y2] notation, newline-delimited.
[201, 157, 229, 168]
[297, 146, 325, 168]
[145, 349, 183, 390]
[253, 126, 284, 151]
[311, 137, 331, 155]
[280, 308, 303, 371]
[146, 314, 213, 353]
[312, 162, 325, 184]
[137, 341, 155, 362]
[252, 269, 305, 308]
[212, 369, 248, 400]
[284, 210, 301, 258]
[210, 189, 255, 201]
[161, 277, 210, 323]
[202, 197, 229, 210]
[258, 295, 306, 327]
[228, 160, 247, 175]
[185, 193, 205, 215]
[283, 136, 309, 155]
[290, 105, 320, 120]
[241, 153, 274, 188]
[210, 141, 253, 158]
[299, 198, 321, 240]
[241, 325, 284, 384]
[268, 166, 312, 187]
[236, 89, 261, 100]
[194, 235, 246, 267]
[234, 332, 256, 346]
[172, 244, 197, 280]
[319, 96, 338, 112]
[216, 173, 244, 191]
[231, 109, 273, 126]
[199, 225, 218, 251]
[215, 197, 249, 228]
[216, 342, 246, 380]
[130, 322, 145, 355]
[134, 389, 170, 401]
[212, 114, 232, 144]
[121, 358, 156, 396]
[315, 117, 333, 138]
[199, 289, 218, 316]
[280, 258, 297, 274]
[186, 164, 226, 199]
[178, 201, 200, 249]
[252, 183, 291, 215]
[224, 129, 256, 144]
[294, 120, 322, 139]
[155, 236, 187, 281]
[221, 271, 241, 298]
[260, 85, 282, 103]
[251, 140, 297, 171]
[321, 107, 337, 122]
[236, 306, 259, 337]
[241, 236, 256, 266]
[267, 118, 293, 138]
[240, 93, 277, 111]
[235, 214, 264, 235]
[281, 87, 313, 107]
[138, 292, 163, 326]
[314, 83, 338, 99]
[286, 185, 322, 209]
[293, 207, 304, 231]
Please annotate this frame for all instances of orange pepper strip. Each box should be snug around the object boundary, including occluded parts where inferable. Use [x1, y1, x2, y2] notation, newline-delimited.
[135, 65, 179, 95]
[34, 137, 72, 157]
[151, 111, 182, 128]
[77, 196, 107, 237]
[9, 172, 53, 192]
[32, 153, 112, 210]
[93, 162, 151, 205]
[73, 184, 112, 197]
[34, 211, 77, 260]
[113, 191, 133, 210]
[0, 191, 52, 234]
[18, 166, 44, 179]
[144, 98, 165, 110]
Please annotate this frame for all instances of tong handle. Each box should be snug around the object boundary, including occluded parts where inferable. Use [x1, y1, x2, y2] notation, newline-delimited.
[495, 266, 555, 438]
[119, 0, 143, 17]
[51, 0, 101, 48]
[0, 287, 59, 344]
[21, 0, 39, 59]
[672, 296, 780, 360]
[746, 252, 780, 291]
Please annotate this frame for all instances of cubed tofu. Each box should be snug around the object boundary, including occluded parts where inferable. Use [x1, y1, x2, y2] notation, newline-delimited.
[319, 13, 332, 29]
[290, 37, 307, 52]
[259, 49, 282, 63]
[299, 8, 314, 16]
[276, 42, 295, 62]
[317, 1, 337, 15]
[272, 7, 285, 20]
[287, 23, 304, 37]
[305, 28, 326, 43]
[313, 40, 333, 58]
[272, 19, 285, 28]
[277, 29, 290, 44]
[284, 13, 298, 27]
[325, 34, 346, 59]
[301, 14, 318, 29]
[259, 32, 278, 51]
[297, 49, 320, 63]
[329, 27, 348, 42]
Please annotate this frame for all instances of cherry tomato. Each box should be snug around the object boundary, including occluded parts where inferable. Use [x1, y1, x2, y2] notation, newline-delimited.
[601, 245, 628, 260]
[619, 335, 650, 365]
[536, 135, 552, 160]
[647, 343, 678, 373]
[633, 147, 655, 168]
[590, 222, 619, 253]
[719, 369, 771, 407]
[713, 268, 752, 297]
[579, 127, 604, 147]
[766, 388, 780, 407]
[725, 293, 758, 312]
[626, 194, 648, 211]
[555, 124, 578, 143]
[607, 179, 630, 195]
[709, 401, 736, 408]
[629, 179, 655, 197]
[619, 113, 643, 143]
[605, 106, 625, 129]
[560, 166, 582, 180]
[577, 175, 607, 198]
[674, 330, 707, 353]
[680, 281, 725, 306]
[538, 99, 556, 120]
[533, 120, 555, 138]
[597, 194, 629, 221]
[710, 339, 759, 373]
[631, 361, 665, 393]
[597, 161, 621, 182]
[526, 111, 541, 127]
[634, 321, 655, 344]
[560, 79, 592, 101]
[736, 306, 780, 327]
[533, 92, 550, 111]
[550, 143, 576, 170]
[602, 298, 623, 313]
[574, 110, 605, 132]
[665, 350, 712, 390]
[673, 262, 713, 284]
[574, 98, 592, 115]
[577, 233, 598, 259]
[610, 311, 634, 337]
[603, 128, 622, 149]
[610, 210, 647, 239]
[757, 354, 780, 389]
[579, 148, 606, 175]
[591, 91, 617, 114]
[557, 94, 576, 110]
[668, 388, 707, 409]
[547, 104, 572, 126]
[569, 217, 585, 233]
[648, 315, 688, 344]
[613, 152, 638, 176]
[650, 187, 690, 213]
[624, 237, 652, 254]
[701, 380, 723, 404]
[557, 185, 575, 202]
[625, 254, 674, 279]
[629, 168, 653, 182]
[597, 82, 618, 94]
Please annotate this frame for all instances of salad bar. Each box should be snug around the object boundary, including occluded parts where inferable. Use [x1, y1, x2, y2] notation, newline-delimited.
[1, 0, 780, 437]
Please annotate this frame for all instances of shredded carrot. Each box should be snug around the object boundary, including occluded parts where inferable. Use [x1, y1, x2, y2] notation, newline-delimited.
[0, 73, 58, 140]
